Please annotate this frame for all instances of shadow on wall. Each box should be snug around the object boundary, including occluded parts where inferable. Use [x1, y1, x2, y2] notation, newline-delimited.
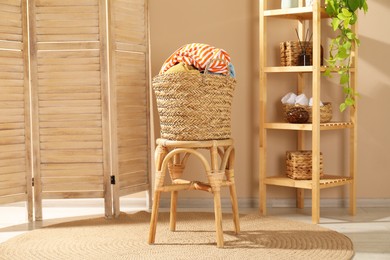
[358, 82, 390, 161]
[358, 35, 390, 140]
[356, 35, 390, 194]
[375, 0, 390, 9]
[359, 35, 390, 77]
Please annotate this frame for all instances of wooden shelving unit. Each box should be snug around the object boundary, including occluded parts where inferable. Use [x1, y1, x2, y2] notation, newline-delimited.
[259, 0, 357, 223]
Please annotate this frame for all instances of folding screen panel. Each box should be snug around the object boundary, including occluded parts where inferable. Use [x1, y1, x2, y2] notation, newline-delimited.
[29, 0, 112, 220]
[0, 0, 32, 220]
[108, 0, 150, 216]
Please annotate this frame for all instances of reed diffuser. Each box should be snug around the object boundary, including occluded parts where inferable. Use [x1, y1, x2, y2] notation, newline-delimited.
[295, 28, 312, 66]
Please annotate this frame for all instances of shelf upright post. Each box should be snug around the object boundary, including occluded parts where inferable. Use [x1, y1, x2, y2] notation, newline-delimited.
[296, 0, 306, 209]
[349, 21, 358, 216]
[311, 0, 322, 224]
[259, 0, 267, 216]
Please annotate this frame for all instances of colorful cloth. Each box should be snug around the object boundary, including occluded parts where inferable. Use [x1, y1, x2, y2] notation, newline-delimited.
[159, 43, 231, 75]
[165, 63, 199, 74]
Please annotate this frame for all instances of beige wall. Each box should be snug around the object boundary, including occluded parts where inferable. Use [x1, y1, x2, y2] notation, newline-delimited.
[148, 0, 390, 202]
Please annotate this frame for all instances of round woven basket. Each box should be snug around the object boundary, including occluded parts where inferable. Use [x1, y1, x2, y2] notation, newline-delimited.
[152, 72, 236, 141]
[283, 102, 332, 123]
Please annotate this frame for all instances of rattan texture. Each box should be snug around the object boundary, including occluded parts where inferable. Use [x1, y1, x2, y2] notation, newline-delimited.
[286, 150, 324, 180]
[280, 41, 313, 66]
[283, 102, 332, 123]
[152, 72, 236, 141]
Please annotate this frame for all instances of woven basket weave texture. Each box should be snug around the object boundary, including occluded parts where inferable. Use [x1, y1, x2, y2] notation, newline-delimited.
[286, 150, 324, 180]
[152, 72, 236, 141]
[280, 41, 313, 66]
[283, 102, 332, 123]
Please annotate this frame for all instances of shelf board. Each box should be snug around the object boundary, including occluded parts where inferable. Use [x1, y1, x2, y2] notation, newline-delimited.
[264, 7, 329, 20]
[264, 66, 356, 73]
[264, 66, 314, 73]
[264, 121, 354, 131]
[264, 175, 353, 189]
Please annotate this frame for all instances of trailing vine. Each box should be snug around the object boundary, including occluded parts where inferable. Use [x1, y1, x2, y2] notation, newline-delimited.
[324, 0, 368, 111]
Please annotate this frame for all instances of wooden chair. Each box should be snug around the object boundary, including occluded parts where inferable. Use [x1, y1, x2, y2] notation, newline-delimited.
[148, 138, 240, 248]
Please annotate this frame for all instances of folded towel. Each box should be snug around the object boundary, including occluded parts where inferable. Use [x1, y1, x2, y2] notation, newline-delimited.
[295, 94, 309, 106]
[281, 92, 297, 104]
[282, 92, 324, 107]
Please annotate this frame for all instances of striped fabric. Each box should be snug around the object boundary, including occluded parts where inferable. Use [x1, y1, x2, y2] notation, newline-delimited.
[159, 43, 231, 75]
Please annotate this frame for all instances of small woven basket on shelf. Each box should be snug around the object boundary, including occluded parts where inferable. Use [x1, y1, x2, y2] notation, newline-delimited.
[283, 102, 332, 123]
[152, 72, 236, 141]
[280, 41, 313, 66]
[286, 150, 324, 180]
[280, 41, 323, 66]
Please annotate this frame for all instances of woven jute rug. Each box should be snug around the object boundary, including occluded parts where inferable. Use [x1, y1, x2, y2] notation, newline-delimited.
[0, 211, 353, 260]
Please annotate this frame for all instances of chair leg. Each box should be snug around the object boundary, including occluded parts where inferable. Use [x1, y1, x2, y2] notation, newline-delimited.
[226, 148, 240, 234]
[149, 144, 168, 244]
[148, 191, 161, 244]
[228, 180, 240, 234]
[169, 155, 183, 232]
[170, 190, 178, 231]
[213, 190, 224, 248]
[209, 144, 226, 248]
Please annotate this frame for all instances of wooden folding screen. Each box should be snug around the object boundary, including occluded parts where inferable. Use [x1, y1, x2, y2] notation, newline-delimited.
[0, 0, 32, 221]
[0, 0, 150, 220]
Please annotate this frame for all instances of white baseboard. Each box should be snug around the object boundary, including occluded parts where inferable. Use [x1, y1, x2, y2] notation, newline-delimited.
[2, 197, 390, 209]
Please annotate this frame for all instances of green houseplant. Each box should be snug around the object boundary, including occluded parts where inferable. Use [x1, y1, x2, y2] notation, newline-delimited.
[324, 0, 368, 111]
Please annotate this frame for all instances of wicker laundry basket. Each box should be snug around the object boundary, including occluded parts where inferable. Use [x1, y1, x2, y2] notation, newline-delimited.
[283, 102, 332, 123]
[152, 72, 236, 141]
[286, 150, 324, 180]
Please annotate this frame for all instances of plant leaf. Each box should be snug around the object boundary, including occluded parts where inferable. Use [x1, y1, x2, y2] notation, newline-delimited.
[344, 17, 351, 28]
[343, 86, 352, 94]
[343, 41, 352, 51]
[347, 0, 359, 12]
[342, 8, 352, 17]
[363, 2, 368, 13]
[346, 32, 354, 40]
[325, 0, 337, 16]
[345, 97, 355, 106]
[337, 47, 348, 59]
[331, 18, 340, 31]
[340, 73, 349, 84]
[337, 13, 347, 20]
[340, 103, 347, 112]
[350, 13, 358, 25]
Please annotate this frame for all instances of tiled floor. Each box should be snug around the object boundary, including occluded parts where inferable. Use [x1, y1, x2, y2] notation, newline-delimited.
[0, 202, 389, 260]
[265, 207, 390, 260]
